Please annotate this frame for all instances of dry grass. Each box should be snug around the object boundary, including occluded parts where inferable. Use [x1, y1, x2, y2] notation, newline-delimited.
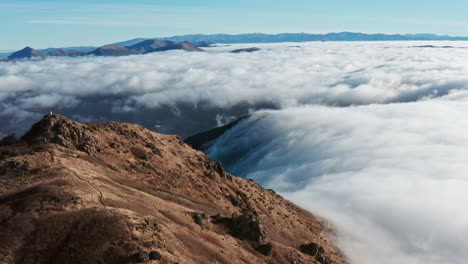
[20, 209, 131, 264]
[0, 182, 132, 264]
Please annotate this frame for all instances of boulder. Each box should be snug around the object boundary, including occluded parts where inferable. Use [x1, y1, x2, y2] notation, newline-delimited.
[230, 209, 265, 242]
[131, 251, 149, 263]
[149, 250, 161, 260]
[299, 242, 334, 264]
[256, 242, 273, 256]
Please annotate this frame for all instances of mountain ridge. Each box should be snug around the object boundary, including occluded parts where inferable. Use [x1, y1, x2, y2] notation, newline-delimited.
[0, 114, 347, 264]
[6, 40, 205, 60]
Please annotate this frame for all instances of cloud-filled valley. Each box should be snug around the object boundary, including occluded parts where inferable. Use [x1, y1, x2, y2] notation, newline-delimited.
[205, 101, 468, 264]
[3, 41, 468, 263]
[3, 41, 468, 137]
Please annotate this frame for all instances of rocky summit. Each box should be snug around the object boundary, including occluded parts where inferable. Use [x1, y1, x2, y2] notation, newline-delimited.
[0, 114, 346, 264]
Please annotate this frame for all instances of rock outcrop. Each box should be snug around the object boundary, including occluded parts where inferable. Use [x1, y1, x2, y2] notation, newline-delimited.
[0, 114, 346, 264]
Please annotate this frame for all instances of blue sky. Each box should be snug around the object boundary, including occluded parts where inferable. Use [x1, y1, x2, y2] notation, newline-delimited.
[2, 0, 468, 51]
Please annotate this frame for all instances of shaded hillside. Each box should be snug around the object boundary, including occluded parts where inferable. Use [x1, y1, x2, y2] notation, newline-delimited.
[0, 114, 346, 264]
[127, 40, 176, 54]
[145, 42, 204, 53]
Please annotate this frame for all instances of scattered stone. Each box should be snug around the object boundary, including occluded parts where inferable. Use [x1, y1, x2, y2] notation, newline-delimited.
[206, 168, 215, 179]
[228, 190, 249, 208]
[134, 217, 160, 232]
[71, 196, 81, 205]
[144, 217, 160, 231]
[0, 160, 29, 174]
[143, 240, 159, 247]
[213, 161, 225, 176]
[145, 142, 162, 157]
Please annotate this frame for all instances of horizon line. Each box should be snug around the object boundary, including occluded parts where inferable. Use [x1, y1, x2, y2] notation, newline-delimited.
[3, 31, 468, 52]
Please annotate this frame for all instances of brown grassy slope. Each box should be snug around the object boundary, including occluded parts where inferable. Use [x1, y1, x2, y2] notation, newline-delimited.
[0, 114, 347, 264]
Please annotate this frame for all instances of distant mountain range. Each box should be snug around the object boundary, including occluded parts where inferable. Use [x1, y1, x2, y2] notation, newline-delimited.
[5, 40, 209, 60]
[4, 32, 468, 60]
[157, 32, 468, 43]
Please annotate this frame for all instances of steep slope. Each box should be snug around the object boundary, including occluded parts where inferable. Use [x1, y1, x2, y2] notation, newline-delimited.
[87, 45, 137, 56]
[0, 115, 346, 264]
[7, 47, 46, 60]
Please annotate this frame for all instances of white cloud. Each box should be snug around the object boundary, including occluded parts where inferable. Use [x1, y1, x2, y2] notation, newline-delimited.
[205, 101, 468, 264]
[3, 42, 468, 111]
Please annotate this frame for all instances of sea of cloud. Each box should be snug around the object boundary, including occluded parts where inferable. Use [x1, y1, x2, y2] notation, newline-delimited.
[3, 41, 468, 137]
[3, 41, 468, 263]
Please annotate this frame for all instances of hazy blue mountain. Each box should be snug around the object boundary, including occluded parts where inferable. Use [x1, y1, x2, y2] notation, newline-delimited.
[8, 47, 46, 60]
[113, 38, 149, 46]
[114, 38, 214, 47]
[39, 46, 96, 54]
[155, 32, 468, 43]
[47, 49, 84, 57]
[0, 53, 11, 59]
